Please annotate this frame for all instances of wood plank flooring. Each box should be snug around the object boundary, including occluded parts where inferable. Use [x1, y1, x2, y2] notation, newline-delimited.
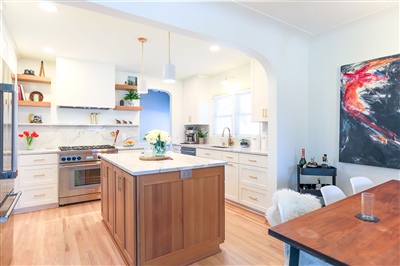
[11, 201, 284, 265]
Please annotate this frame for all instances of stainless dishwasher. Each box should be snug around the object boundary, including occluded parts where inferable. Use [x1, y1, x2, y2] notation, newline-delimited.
[181, 147, 196, 156]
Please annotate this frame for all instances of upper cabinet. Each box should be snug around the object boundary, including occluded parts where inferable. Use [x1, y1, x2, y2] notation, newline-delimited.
[56, 57, 115, 109]
[251, 59, 268, 122]
[183, 75, 210, 124]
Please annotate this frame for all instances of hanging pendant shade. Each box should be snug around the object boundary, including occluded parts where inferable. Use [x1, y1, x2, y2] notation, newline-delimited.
[137, 78, 147, 94]
[163, 32, 176, 83]
[138, 37, 148, 94]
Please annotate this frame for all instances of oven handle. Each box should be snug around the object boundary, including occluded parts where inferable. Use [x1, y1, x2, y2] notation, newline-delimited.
[0, 191, 22, 223]
[59, 162, 101, 169]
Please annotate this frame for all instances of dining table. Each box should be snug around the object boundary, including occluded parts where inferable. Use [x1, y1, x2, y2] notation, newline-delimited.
[268, 179, 400, 266]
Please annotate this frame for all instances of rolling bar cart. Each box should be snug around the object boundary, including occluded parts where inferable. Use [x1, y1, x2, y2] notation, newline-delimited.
[297, 165, 337, 197]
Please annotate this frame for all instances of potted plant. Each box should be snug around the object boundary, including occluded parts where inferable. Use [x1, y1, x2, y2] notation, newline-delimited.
[240, 138, 249, 148]
[124, 90, 140, 106]
[197, 130, 208, 144]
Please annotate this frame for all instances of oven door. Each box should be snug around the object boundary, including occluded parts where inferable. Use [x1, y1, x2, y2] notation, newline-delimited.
[59, 161, 101, 199]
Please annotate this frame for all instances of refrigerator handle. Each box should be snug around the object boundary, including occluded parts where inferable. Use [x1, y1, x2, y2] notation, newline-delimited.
[0, 191, 22, 223]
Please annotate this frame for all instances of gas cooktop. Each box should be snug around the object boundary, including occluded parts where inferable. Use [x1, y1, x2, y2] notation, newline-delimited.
[59, 145, 116, 151]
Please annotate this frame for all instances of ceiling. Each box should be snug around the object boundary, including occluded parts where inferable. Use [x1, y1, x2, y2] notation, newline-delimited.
[3, 1, 397, 81]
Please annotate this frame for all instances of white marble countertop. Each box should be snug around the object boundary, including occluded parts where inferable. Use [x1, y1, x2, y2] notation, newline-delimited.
[174, 143, 268, 156]
[100, 151, 227, 176]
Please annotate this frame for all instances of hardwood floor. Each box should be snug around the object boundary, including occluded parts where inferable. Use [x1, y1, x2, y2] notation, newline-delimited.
[11, 201, 284, 265]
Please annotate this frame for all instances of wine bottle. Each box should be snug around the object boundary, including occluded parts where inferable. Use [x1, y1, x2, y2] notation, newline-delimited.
[298, 148, 307, 167]
[39, 61, 45, 77]
[316, 178, 322, 190]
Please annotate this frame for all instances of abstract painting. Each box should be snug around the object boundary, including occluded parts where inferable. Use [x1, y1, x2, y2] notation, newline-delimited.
[339, 54, 400, 169]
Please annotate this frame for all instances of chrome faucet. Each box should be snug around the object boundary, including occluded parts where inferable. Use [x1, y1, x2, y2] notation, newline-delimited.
[222, 127, 234, 146]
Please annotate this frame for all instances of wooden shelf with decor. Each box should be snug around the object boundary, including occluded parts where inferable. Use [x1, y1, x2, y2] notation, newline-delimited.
[12, 74, 51, 84]
[114, 106, 142, 111]
[18, 100, 51, 107]
[115, 84, 137, 91]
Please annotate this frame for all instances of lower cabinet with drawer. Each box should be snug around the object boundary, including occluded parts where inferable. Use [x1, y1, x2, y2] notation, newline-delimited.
[197, 148, 268, 213]
[15, 153, 59, 213]
[222, 152, 239, 202]
[238, 153, 268, 213]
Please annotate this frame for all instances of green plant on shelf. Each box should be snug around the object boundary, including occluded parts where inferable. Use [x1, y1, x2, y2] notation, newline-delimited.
[124, 90, 140, 100]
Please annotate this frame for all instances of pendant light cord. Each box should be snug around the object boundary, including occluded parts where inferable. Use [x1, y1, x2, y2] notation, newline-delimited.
[168, 32, 171, 64]
[141, 40, 144, 79]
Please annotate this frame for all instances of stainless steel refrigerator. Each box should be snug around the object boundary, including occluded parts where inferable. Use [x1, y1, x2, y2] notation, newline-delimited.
[0, 59, 21, 266]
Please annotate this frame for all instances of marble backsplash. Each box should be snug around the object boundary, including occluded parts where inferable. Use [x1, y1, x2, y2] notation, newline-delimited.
[17, 124, 140, 151]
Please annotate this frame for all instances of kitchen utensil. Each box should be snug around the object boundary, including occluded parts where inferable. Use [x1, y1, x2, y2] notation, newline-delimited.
[113, 130, 119, 146]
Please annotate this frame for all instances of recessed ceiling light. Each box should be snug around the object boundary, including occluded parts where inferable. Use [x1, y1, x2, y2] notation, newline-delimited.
[39, 1, 58, 13]
[43, 47, 55, 53]
[209, 45, 220, 52]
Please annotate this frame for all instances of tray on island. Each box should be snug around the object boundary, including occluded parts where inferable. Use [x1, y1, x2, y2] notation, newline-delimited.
[139, 156, 173, 161]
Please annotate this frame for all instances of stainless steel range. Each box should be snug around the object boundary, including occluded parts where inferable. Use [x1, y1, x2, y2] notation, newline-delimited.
[58, 145, 117, 206]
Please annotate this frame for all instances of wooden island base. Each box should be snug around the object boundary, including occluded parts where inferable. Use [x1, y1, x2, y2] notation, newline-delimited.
[101, 159, 225, 265]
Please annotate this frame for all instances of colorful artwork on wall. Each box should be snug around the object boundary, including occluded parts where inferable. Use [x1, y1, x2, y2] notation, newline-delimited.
[339, 54, 400, 169]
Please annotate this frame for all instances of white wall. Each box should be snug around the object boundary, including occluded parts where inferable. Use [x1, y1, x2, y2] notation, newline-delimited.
[308, 7, 400, 196]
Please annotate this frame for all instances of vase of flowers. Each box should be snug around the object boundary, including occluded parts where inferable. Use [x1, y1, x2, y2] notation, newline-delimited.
[143, 129, 171, 157]
[19, 131, 39, 150]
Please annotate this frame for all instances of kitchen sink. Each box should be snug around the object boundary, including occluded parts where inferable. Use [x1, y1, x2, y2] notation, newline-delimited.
[210, 145, 229, 149]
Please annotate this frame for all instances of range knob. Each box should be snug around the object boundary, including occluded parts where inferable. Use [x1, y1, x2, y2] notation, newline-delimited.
[61, 157, 66, 161]
[72, 156, 76, 161]
[77, 156, 82, 161]
[66, 157, 71, 161]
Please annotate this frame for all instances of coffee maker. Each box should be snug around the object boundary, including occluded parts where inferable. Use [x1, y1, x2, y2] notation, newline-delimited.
[184, 127, 198, 144]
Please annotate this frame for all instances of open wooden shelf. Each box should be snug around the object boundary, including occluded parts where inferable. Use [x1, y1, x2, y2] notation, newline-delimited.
[12, 74, 51, 84]
[18, 100, 51, 107]
[115, 84, 137, 90]
[114, 106, 142, 111]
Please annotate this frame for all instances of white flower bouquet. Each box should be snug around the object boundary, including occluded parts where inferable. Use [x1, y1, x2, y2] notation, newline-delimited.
[143, 129, 171, 156]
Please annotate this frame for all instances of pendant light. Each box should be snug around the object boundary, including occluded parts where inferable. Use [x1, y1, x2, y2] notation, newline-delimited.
[138, 37, 148, 94]
[163, 32, 176, 83]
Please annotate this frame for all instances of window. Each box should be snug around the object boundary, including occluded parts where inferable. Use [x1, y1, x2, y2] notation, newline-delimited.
[212, 91, 260, 136]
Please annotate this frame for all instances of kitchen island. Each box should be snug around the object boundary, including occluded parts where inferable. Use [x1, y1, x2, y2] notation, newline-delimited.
[100, 151, 227, 266]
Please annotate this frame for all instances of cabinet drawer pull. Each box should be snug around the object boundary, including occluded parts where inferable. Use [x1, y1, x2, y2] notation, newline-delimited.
[33, 158, 45, 161]
[34, 174, 45, 177]
[205, 153, 210, 155]
[225, 156, 233, 159]
[249, 196, 258, 201]
[34, 194, 45, 197]
[248, 159, 257, 163]
[227, 163, 234, 166]
[249, 175, 258, 179]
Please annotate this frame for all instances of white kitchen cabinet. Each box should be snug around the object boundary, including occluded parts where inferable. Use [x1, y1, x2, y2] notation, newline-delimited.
[196, 148, 222, 160]
[183, 75, 210, 124]
[15, 153, 58, 213]
[222, 152, 239, 202]
[56, 57, 115, 109]
[251, 59, 268, 122]
[172, 144, 181, 153]
[238, 153, 268, 213]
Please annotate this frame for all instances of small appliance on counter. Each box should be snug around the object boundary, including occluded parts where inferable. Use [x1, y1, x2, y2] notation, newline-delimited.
[184, 127, 198, 144]
[182, 125, 209, 144]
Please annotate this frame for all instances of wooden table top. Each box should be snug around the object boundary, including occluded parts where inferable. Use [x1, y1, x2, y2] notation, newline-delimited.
[269, 179, 400, 266]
